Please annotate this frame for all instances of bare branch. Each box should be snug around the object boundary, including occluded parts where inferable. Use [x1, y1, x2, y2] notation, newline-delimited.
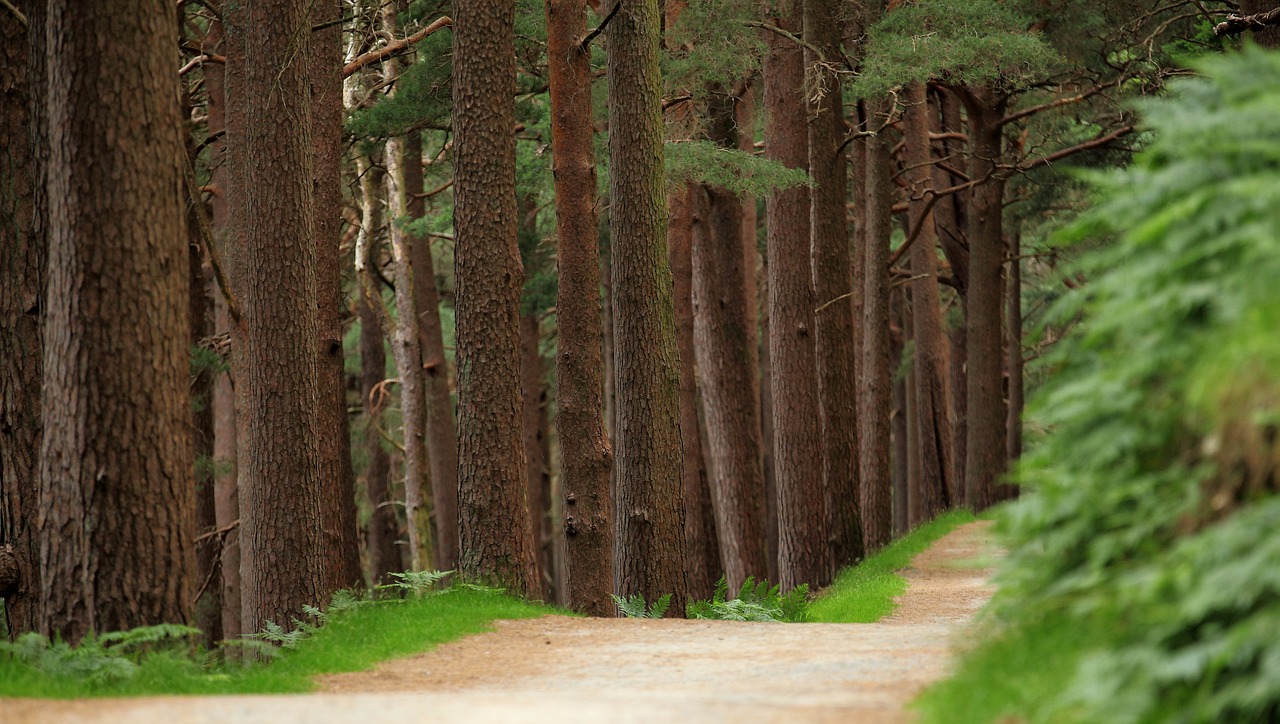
[580, 1, 620, 50]
[342, 16, 453, 79]
[1214, 6, 1280, 37]
[182, 155, 241, 323]
[1015, 125, 1135, 172]
[1, 0, 27, 27]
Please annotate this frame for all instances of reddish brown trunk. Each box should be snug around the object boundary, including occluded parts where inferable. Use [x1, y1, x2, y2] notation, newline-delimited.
[546, 0, 614, 616]
[805, 0, 861, 574]
[890, 289, 909, 536]
[763, 0, 828, 590]
[905, 297, 923, 526]
[0, 0, 44, 637]
[1005, 227, 1024, 488]
[958, 86, 1008, 511]
[693, 90, 769, 589]
[608, 0, 689, 612]
[314, 0, 362, 593]
[226, 0, 326, 632]
[405, 131, 461, 571]
[521, 314, 552, 600]
[41, 0, 194, 642]
[453, 0, 539, 594]
[903, 81, 953, 521]
[669, 186, 721, 600]
[858, 94, 894, 551]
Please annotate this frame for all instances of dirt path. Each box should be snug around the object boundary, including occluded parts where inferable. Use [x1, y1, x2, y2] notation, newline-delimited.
[4, 521, 995, 724]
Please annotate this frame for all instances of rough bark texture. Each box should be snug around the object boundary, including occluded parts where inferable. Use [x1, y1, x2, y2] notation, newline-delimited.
[313, 0, 362, 593]
[521, 314, 552, 600]
[693, 90, 769, 590]
[608, 0, 689, 612]
[0, 0, 44, 637]
[453, 0, 539, 595]
[1005, 228, 1024, 479]
[902, 81, 953, 523]
[356, 159, 403, 586]
[1241, 0, 1280, 47]
[670, 186, 721, 600]
[225, 0, 326, 633]
[203, 19, 241, 638]
[40, 0, 194, 642]
[763, 0, 828, 591]
[546, 0, 615, 616]
[959, 86, 1007, 512]
[890, 291, 909, 536]
[858, 95, 894, 552]
[405, 131, 461, 571]
[805, 0, 862, 576]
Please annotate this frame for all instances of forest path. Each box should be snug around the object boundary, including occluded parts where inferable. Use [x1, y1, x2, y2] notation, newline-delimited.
[9, 521, 995, 724]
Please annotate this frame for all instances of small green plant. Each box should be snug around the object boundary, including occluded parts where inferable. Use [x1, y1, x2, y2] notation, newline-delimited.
[0, 624, 201, 686]
[378, 569, 455, 598]
[687, 577, 809, 622]
[612, 593, 672, 619]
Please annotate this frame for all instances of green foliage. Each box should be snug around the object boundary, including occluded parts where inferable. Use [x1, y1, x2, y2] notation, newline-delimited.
[665, 0, 764, 93]
[611, 593, 673, 619]
[378, 569, 454, 598]
[346, 30, 454, 141]
[807, 510, 977, 623]
[665, 140, 811, 196]
[0, 625, 201, 688]
[920, 48, 1280, 723]
[852, 0, 1058, 98]
[687, 577, 809, 622]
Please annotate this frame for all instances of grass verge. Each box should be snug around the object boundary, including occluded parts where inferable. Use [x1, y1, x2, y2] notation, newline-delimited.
[805, 509, 978, 623]
[0, 587, 563, 698]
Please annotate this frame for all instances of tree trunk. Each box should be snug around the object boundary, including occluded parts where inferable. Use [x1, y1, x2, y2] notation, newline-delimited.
[670, 186, 721, 600]
[905, 297, 923, 526]
[933, 88, 969, 506]
[805, 0, 862, 575]
[405, 131, 461, 571]
[858, 94, 894, 551]
[314, 0, 362, 593]
[903, 80, 953, 521]
[890, 289, 909, 536]
[453, 0, 539, 594]
[521, 314, 552, 600]
[0, 0, 44, 637]
[693, 90, 769, 590]
[958, 85, 1007, 512]
[546, 0, 614, 616]
[608, 0, 689, 612]
[763, 0, 828, 591]
[202, 18, 240, 642]
[1005, 226, 1024, 480]
[40, 0, 194, 642]
[356, 158, 402, 587]
[225, 0, 326, 633]
[203, 18, 241, 638]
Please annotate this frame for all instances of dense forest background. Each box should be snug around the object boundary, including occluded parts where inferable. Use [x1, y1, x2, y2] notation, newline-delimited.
[2, 1, 1280, 716]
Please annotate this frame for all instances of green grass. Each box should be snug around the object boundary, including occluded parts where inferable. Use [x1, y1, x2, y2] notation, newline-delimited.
[805, 509, 978, 623]
[0, 587, 564, 698]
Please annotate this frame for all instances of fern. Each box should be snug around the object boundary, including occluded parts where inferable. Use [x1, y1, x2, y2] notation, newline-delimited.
[611, 593, 672, 619]
[379, 569, 455, 598]
[687, 576, 809, 622]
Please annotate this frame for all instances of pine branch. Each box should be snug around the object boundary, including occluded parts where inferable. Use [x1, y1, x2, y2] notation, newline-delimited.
[1214, 6, 1280, 37]
[342, 16, 453, 79]
[580, 1, 620, 51]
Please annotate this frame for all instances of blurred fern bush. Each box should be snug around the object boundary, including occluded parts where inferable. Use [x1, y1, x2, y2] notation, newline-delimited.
[926, 48, 1280, 723]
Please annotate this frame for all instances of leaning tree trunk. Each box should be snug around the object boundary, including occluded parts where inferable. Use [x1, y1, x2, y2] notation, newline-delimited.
[958, 85, 1008, 512]
[763, 0, 828, 591]
[226, 0, 326, 633]
[670, 186, 721, 601]
[858, 94, 895, 552]
[693, 89, 769, 590]
[608, 0, 689, 613]
[453, 0, 539, 594]
[804, 0, 862, 577]
[40, 0, 194, 643]
[546, 0, 614, 616]
[404, 131, 461, 571]
[0, 0, 44, 637]
[902, 80, 953, 522]
[313, 0, 362, 593]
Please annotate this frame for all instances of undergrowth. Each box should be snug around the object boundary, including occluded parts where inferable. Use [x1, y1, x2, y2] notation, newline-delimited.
[806, 509, 978, 623]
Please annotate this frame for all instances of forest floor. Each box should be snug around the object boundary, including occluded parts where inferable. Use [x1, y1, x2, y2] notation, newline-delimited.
[7, 521, 995, 723]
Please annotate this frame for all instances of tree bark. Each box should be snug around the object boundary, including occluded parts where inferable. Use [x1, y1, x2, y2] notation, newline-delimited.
[453, 0, 539, 594]
[314, 0, 362, 593]
[521, 314, 552, 600]
[546, 0, 615, 616]
[40, 0, 194, 642]
[670, 186, 721, 600]
[405, 131, 461, 571]
[932, 88, 968, 506]
[203, 17, 241, 638]
[890, 289, 909, 536]
[858, 94, 894, 551]
[902, 80, 953, 522]
[805, 0, 862, 575]
[1005, 226, 1024, 477]
[693, 89, 769, 590]
[0, 0, 44, 637]
[225, 0, 326, 633]
[608, 0, 689, 612]
[958, 85, 1007, 512]
[763, 0, 828, 591]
